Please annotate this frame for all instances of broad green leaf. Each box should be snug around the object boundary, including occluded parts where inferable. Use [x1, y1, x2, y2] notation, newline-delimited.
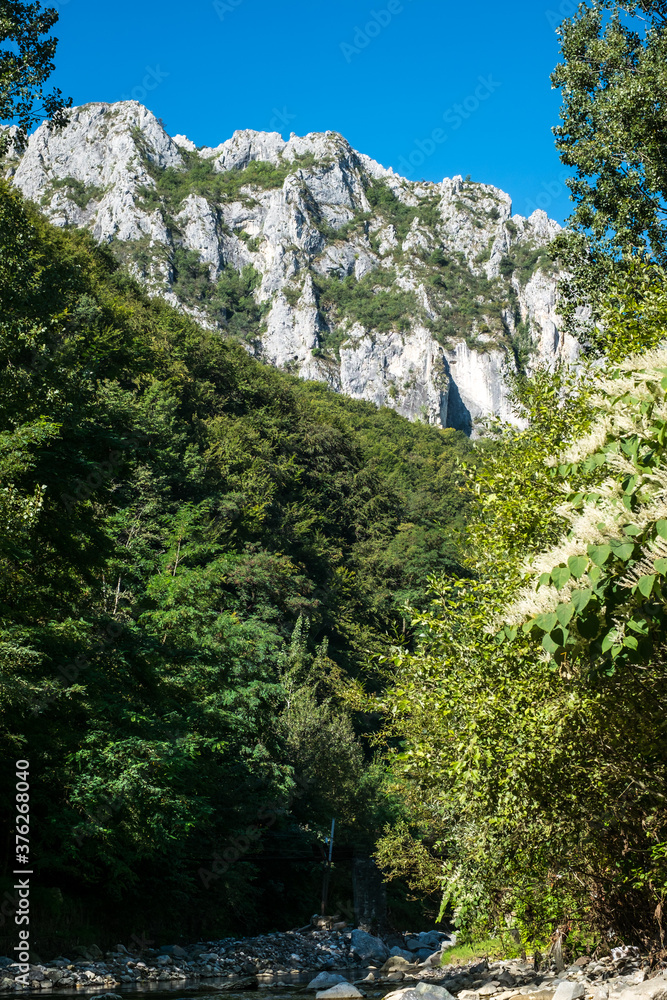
[535, 612, 558, 633]
[571, 588, 592, 614]
[568, 554, 588, 578]
[588, 544, 612, 566]
[586, 452, 607, 469]
[623, 635, 639, 650]
[636, 575, 657, 598]
[609, 538, 635, 561]
[542, 632, 561, 654]
[627, 618, 649, 635]
[601, 631, 617, 653]
[556, 603, 574, 627]
[623, 524, 641, 536]
[538, 572, 551, 589]
[655, 558, 667, 576]
[661, 375, 667, 391]
[657, 520, 667, 540]
[522, 619, 537, 634]
[551, 565, 571, 590]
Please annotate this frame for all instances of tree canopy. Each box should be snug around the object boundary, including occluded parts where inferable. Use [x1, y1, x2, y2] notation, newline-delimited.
[0, 1, 71, 152]
[551, 0, 667, 339]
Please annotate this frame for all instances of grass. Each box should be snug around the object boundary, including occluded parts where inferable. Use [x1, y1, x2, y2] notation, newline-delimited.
[137, 155, 289, 215]
[440, 936, 525, 967]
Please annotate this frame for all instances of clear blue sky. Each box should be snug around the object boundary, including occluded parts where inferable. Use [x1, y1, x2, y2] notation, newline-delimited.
[49, 0, 576, 223]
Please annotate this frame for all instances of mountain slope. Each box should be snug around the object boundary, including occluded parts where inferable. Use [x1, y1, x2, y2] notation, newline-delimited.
[7, 102, 575, 432]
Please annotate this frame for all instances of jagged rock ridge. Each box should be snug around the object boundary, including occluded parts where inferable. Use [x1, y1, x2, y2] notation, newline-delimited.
[7, 102, 576, 432]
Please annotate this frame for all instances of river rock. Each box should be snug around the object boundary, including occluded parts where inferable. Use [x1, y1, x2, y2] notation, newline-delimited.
[350, 930, 389, 964]
[552, 983, 585, 1000]
[414, 984, 458, 1000]
[391, 949, 416, 962]
[309, 973, 350, 989]
[382, 958, 414, 973]
[418, 933, 445, 951]
[386, 990, 447, 1000]
[316, 984, 364, 1000]
[617, 974, 667, 1000]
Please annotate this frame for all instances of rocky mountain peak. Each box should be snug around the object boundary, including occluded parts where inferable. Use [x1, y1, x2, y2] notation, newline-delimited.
[6, 101, 575, 433]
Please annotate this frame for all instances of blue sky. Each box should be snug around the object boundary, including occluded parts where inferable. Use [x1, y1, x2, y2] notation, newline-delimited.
[49, 0, 576, 223]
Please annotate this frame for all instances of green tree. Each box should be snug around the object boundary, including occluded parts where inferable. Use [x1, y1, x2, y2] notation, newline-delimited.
[0, 1, 71, 153]
[551, 0, 667, 335]
[376, 307, 667, 949]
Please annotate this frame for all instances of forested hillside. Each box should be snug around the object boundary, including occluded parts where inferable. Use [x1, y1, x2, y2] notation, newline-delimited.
[0, 180, 471, 951]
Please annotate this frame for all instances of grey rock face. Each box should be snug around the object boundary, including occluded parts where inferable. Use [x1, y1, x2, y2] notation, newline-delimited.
[8, 102, 572, 433]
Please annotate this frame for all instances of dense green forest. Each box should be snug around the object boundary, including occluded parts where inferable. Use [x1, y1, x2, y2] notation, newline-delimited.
[0, 178, 472, 951]
[1, 0, 667, 966]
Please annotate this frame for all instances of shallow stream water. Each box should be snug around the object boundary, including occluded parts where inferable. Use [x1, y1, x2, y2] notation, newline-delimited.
[3, 970, 396, 1000]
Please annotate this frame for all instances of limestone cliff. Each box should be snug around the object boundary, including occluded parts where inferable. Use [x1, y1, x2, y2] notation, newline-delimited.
[7, 102, 575, 432]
